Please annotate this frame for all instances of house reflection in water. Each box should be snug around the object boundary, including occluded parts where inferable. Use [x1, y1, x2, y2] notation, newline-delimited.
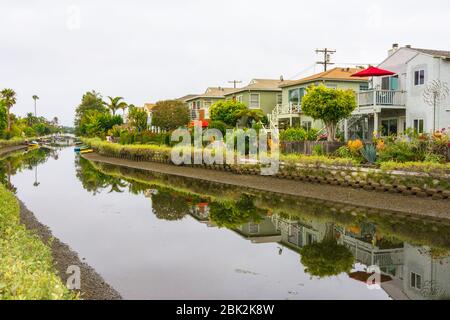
[187, 202, 450, 300]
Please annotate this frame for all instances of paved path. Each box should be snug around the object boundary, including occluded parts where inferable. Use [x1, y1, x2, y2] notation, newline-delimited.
[83, 153, 450, 221]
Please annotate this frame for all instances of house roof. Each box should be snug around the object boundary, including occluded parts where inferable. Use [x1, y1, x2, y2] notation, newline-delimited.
[177, 94, 199, 102]
[185, 87, 236, 101]
[279, 67, 369, 88]
[409, 47, 450, 59]
[225, 79, 284, 95]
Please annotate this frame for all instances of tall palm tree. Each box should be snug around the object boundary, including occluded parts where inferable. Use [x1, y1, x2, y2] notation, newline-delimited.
[32, 95, 39, 117]
[1, 88, 17, 132]
[26, 112, 35, 127]
[105, 96, 127, 116]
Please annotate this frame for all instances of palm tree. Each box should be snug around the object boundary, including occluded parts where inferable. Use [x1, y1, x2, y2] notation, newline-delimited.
[32, 95, 39, 117]
[105, 96, 127, 116]
[1, 88, 17, 132]
[26, 112, 35, 126]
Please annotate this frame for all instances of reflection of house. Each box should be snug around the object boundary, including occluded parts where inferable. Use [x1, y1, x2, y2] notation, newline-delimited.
[185, 87, 236, 120]
[350, 44, 450, 140]
[272, 68, 368, 130]
[402, 243, 450, 300]
[234, 217, 282, 244]
[271, 215, 322, 251]
[188, 203, 216, 228]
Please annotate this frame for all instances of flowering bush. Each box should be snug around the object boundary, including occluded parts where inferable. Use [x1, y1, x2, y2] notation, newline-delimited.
[347, 139, 363, 153]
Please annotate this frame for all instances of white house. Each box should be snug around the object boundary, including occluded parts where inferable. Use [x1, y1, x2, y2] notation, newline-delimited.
[348, 45, 450, 140]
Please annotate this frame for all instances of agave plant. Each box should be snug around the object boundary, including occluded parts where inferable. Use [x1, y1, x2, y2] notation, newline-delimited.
[360, 144, 377, 164]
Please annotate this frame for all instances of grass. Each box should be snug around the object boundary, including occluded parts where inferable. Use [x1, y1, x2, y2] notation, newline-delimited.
[0, 184, 77, 300]
[0, 137, 28, 148]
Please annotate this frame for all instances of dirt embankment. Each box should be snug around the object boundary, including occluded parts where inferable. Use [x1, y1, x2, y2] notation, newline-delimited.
[83, 153, 450, 221]
[18, 201, 122, 300]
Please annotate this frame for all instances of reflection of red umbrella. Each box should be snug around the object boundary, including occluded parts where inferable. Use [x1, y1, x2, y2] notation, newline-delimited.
[349, 271, 392, 283]
[351, 66, 396, 77]
[189, 120, 209, 128]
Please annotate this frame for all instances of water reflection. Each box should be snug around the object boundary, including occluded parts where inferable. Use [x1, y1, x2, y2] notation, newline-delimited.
[2, 148, 450, 300]
[75, 157, 450, 300]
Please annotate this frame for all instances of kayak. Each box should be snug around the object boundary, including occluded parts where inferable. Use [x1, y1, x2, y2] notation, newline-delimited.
[80, 149, 94, 154]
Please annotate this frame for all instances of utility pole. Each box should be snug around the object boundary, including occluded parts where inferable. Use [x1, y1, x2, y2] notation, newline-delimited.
[315, 48, 336, 71]
[228, 80, 242, 89]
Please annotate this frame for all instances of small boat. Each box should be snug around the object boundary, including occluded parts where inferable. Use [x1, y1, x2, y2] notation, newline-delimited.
[74, 145, 89, 152]
[80, 149, 94, 154]
[27, 141, 39, 149]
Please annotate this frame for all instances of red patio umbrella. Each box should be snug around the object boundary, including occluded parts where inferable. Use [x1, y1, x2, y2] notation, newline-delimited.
[351, 66, 396, 77]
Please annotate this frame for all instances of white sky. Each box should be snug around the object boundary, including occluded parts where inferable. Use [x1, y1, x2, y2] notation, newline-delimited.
[1, 0, 450, 126]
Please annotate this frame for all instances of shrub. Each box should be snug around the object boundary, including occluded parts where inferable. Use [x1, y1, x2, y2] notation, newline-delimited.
[209, 100, 247, 127]
[280, 127, 318, 142]
[360, 144, 377, 164]
[347, 139, 363, 153]
[378, 141, 417, 163]
[152, 100, 190, 131]
[312, 144, 325, 156]
[0, 184, 77, 300]
[207, 120, 230, 136]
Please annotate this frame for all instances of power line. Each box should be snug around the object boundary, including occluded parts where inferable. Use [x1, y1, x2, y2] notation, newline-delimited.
[315, 48, 336, 71]
[228, 80, 242, 89]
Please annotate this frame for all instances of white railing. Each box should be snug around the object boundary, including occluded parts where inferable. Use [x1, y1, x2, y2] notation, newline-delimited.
[276, 103, 302, 115]
[358, 90, 405, 107]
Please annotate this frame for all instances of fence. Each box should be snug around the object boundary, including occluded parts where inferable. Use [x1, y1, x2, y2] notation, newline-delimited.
[281, 141, 344, 155]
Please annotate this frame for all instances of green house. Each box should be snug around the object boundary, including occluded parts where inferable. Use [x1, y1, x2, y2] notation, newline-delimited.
[273, 68, 369, 130]
[224, 79, 285, 116]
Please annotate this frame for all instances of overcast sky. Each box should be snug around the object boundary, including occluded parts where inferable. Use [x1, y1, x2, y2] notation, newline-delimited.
[1, 0, 449, 126]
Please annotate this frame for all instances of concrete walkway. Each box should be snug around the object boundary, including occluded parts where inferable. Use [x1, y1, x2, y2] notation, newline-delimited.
[83, 153, 450, 221]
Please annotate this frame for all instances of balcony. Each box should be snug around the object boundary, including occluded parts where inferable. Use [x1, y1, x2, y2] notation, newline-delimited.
[357, 90, 406, 108]
[274, 103, 301, 116]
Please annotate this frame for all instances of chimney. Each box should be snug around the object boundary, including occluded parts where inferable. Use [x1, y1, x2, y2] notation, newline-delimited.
[388, 43, 400, 56]
[280, 75, 284, 82]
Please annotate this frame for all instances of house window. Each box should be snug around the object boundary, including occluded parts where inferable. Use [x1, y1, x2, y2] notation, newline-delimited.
[288, 88, 305, 105]
[381, 118, 398, 136]
[359, 84, 369, 91]
[248, 223, 260, 234]
[203, 100, 212, 109]
[414, 70, 425, 86]
[413, 119, 424, 133]
[277, 93, 282, 105]
[236, 95, 243, 103]
[381, 75, 399, 90]
[250, 93, 260, 109]
[410, 272, 422, 290]
[302, 121, 312, 131]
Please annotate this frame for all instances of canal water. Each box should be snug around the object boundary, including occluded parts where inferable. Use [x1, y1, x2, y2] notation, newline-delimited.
[2, 147, 450, 300]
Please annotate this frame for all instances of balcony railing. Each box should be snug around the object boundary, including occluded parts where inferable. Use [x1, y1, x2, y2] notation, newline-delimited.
[275, 103, 302, 115]
[358, 90, 406, 107]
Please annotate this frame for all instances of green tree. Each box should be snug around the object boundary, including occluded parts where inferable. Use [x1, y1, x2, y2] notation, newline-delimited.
[301, 85, 356, 141]
[127, 106, 148, 132]
[209, 100, 247, 127]
[152, 100, 190, 131]
[0, 100, 7, 134]
[74, 91, 108, 135]
[300, 222, 354, 278]
[26, 112, 35, 127]
[105, 96, 127, 116]
[1, 88, 17, 132]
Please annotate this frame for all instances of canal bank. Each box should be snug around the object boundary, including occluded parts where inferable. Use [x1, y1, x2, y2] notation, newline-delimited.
[0, 145, 27, 157]
[17, 200, 122, 300]
[83, 153, 450, 221]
